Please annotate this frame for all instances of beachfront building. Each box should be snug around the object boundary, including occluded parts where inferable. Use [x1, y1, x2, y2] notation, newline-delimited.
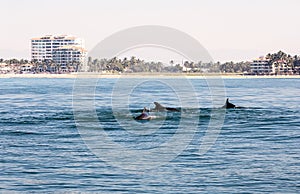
[31, 35, 86, 71]
[52, 45, 87, 72]
[272, 60, 293, 75]
[294, 63, 300, 75]
[0, 63, 11, 73]
[250, 57, 296, 75]
[20, 64, 34, 74]
[250, 58, 272, 75]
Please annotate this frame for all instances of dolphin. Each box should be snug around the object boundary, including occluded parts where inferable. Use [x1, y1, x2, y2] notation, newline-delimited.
[152, 102, 180, 112]
[222, 98, 236, 109]
[134, 107, 152, 120]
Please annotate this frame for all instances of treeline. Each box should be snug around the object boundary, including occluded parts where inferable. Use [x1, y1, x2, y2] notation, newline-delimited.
[1, 50, 300, 74]
[0, 58, 30, 65]
[85, 51, 300, 74]
[266, 50, 300, 67]
[0, 56, 273, 74]
[86, 56, 251, 74]
[0, 58, 80, 74]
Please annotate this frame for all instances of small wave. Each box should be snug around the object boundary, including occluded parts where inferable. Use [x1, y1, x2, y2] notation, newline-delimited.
[0, 111, 74, 125]
[0, 130, 51, 136]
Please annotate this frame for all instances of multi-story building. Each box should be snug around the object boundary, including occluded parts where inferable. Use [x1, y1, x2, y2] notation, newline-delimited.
[250, 57, 296, 75]
[31, 35, 86, 69]
[294, 62, 300, 75]
[250, 58, 272, 75]
[272, 60, 293, 75]
[52, 45, 87, 72]
[0, 63, 11, 73]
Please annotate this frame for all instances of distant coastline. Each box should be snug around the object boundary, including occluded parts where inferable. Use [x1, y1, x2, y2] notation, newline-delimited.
[1, 51, 300, 76]
[1, 73, 300, 79]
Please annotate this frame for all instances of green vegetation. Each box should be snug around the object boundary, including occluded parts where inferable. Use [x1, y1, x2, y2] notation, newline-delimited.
[84, 51, 300, 74]
[1, 51, 300, 74]
[266, 50, 300, 73]
[85, 56, 251, 74]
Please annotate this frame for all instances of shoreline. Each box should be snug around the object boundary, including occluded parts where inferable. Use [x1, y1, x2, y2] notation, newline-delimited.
[0, 73, 300, 79]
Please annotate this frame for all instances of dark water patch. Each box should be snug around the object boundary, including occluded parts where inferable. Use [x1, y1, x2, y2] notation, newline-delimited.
[0, 130, 52, 136]
[0, 111, 74, 127]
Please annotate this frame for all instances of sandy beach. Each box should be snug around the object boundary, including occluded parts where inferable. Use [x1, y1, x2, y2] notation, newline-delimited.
[0, 73, 300, 79]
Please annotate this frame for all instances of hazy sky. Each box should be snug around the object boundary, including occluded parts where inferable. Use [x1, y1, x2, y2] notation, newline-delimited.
[1, 0, 300, 62]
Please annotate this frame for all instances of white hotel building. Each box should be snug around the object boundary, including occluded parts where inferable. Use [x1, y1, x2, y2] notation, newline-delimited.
[250, 57, 295, 75]
[250, 58, 272, 75]
[31, 35, 86, 68]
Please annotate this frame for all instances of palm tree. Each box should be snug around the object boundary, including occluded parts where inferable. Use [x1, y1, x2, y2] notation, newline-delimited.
[50, 62, 56, 73]
[73, 61, 80, 72]
[266, 53, 272, 59]
[169, 60, 174, 67]
[55, 63, 61, 73]
[66, 62, 72, 73]
[130, 56, 137, 67]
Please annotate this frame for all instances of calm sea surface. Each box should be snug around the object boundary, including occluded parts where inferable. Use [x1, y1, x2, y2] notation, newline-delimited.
[1, 77, 300, 193]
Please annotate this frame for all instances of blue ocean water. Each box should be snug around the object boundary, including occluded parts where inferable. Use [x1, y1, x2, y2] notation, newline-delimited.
[1, 77, 300, 193]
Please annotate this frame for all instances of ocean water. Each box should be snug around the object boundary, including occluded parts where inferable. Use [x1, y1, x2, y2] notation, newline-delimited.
[1, 77, 300, 193]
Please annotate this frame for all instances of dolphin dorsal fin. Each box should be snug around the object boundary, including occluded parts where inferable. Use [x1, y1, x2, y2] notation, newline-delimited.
[226, 98, 236, 108]
[154, 102, 165, 110]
